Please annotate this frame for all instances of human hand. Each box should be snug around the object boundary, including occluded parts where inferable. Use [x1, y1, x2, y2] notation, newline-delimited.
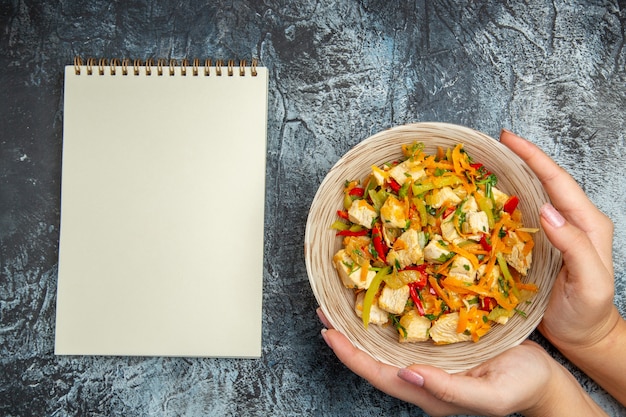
[317, 308, 604, 417]
[499, 130, 618, 352]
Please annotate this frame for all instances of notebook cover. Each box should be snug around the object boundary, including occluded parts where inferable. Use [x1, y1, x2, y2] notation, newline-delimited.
[55, 62, 267, 357]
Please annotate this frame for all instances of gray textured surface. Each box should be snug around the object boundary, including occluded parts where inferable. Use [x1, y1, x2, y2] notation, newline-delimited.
[1, 1, 625, 416]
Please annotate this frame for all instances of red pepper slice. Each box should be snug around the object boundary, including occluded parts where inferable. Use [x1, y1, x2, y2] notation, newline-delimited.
[442, 206, 455, 219]
[336, 229, 369, 237]
[402, 264, 428, 289]
[503, 195, 519, 214]
[408, 282, 425, 316]
[471, 163, 492, 177]
[337, 210, 350, 220]
[348, 187, 365, 197]
[479, 233, 492, 252]
[480, 297, 497, 312]
[371, 226, 388, 263]
[387, 178, 401, 192]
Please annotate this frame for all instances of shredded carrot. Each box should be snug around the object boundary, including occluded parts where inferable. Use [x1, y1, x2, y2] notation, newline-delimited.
[493, 292, 516, 311]
[457, 307, 469, 333]
[449, 243, 480, 270]
[502, 235, 516, 247]
[451, 144, 465, 175]
[422, 293, 441, 316]
[429, 276, 459, 310]
[423, 154, 453, 171]
[522, 239, 535, 256]
[435, 255, 457, 275]
[472, 321, 491, 342]
[403, 195, 411, 219]
[517, 282, 539, 292]
[516, 229, 533, 242]
[499, 246, 513, 255]
[459, 243, 489, 256]
[443, 277, 493, 299]
[460, 308, 491, 342]
[393, 239, 407, 250]
[360, 259, 370, 282]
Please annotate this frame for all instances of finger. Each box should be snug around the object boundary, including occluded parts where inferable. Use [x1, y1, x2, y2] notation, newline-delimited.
[499, 129, 614, 273]
[539, 203, 614, 296]
[316, 307, 333, 329]
[321, 328, 409, 394]
[321, 329, 411, 396]
[321, 328, 462, 414]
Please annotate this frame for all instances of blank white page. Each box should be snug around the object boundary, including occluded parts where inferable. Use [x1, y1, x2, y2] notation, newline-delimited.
[56, 61, 267, 357]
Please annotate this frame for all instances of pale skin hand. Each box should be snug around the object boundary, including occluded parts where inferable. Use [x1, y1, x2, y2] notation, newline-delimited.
[499, 129, 616, 346]
[500, 129, 626, 405]
[319, 308, 605, 417]
[316, 129, 622, 416]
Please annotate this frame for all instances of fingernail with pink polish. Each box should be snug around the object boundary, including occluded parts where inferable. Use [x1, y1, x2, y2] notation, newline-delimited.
[500, 128, 514, 136]
[321, 329, 333, 349]
[316, 308, 331, 328]
[500, 128, 523, 141]
[397, 368, 425, 387]
[540, 203, 565, 228]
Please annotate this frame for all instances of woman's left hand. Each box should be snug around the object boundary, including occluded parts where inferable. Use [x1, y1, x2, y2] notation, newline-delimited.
[317, 308, 605, 417]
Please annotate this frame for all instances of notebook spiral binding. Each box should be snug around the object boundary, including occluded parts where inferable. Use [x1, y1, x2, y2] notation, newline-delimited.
[73, 56, 259, 77]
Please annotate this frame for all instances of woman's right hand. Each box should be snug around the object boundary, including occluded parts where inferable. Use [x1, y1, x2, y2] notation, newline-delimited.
[500, 129, 617, 349]
[500, 129, 625, 405]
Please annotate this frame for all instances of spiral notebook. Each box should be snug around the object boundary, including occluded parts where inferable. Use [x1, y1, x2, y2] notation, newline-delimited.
[55, 58, 267, 358]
